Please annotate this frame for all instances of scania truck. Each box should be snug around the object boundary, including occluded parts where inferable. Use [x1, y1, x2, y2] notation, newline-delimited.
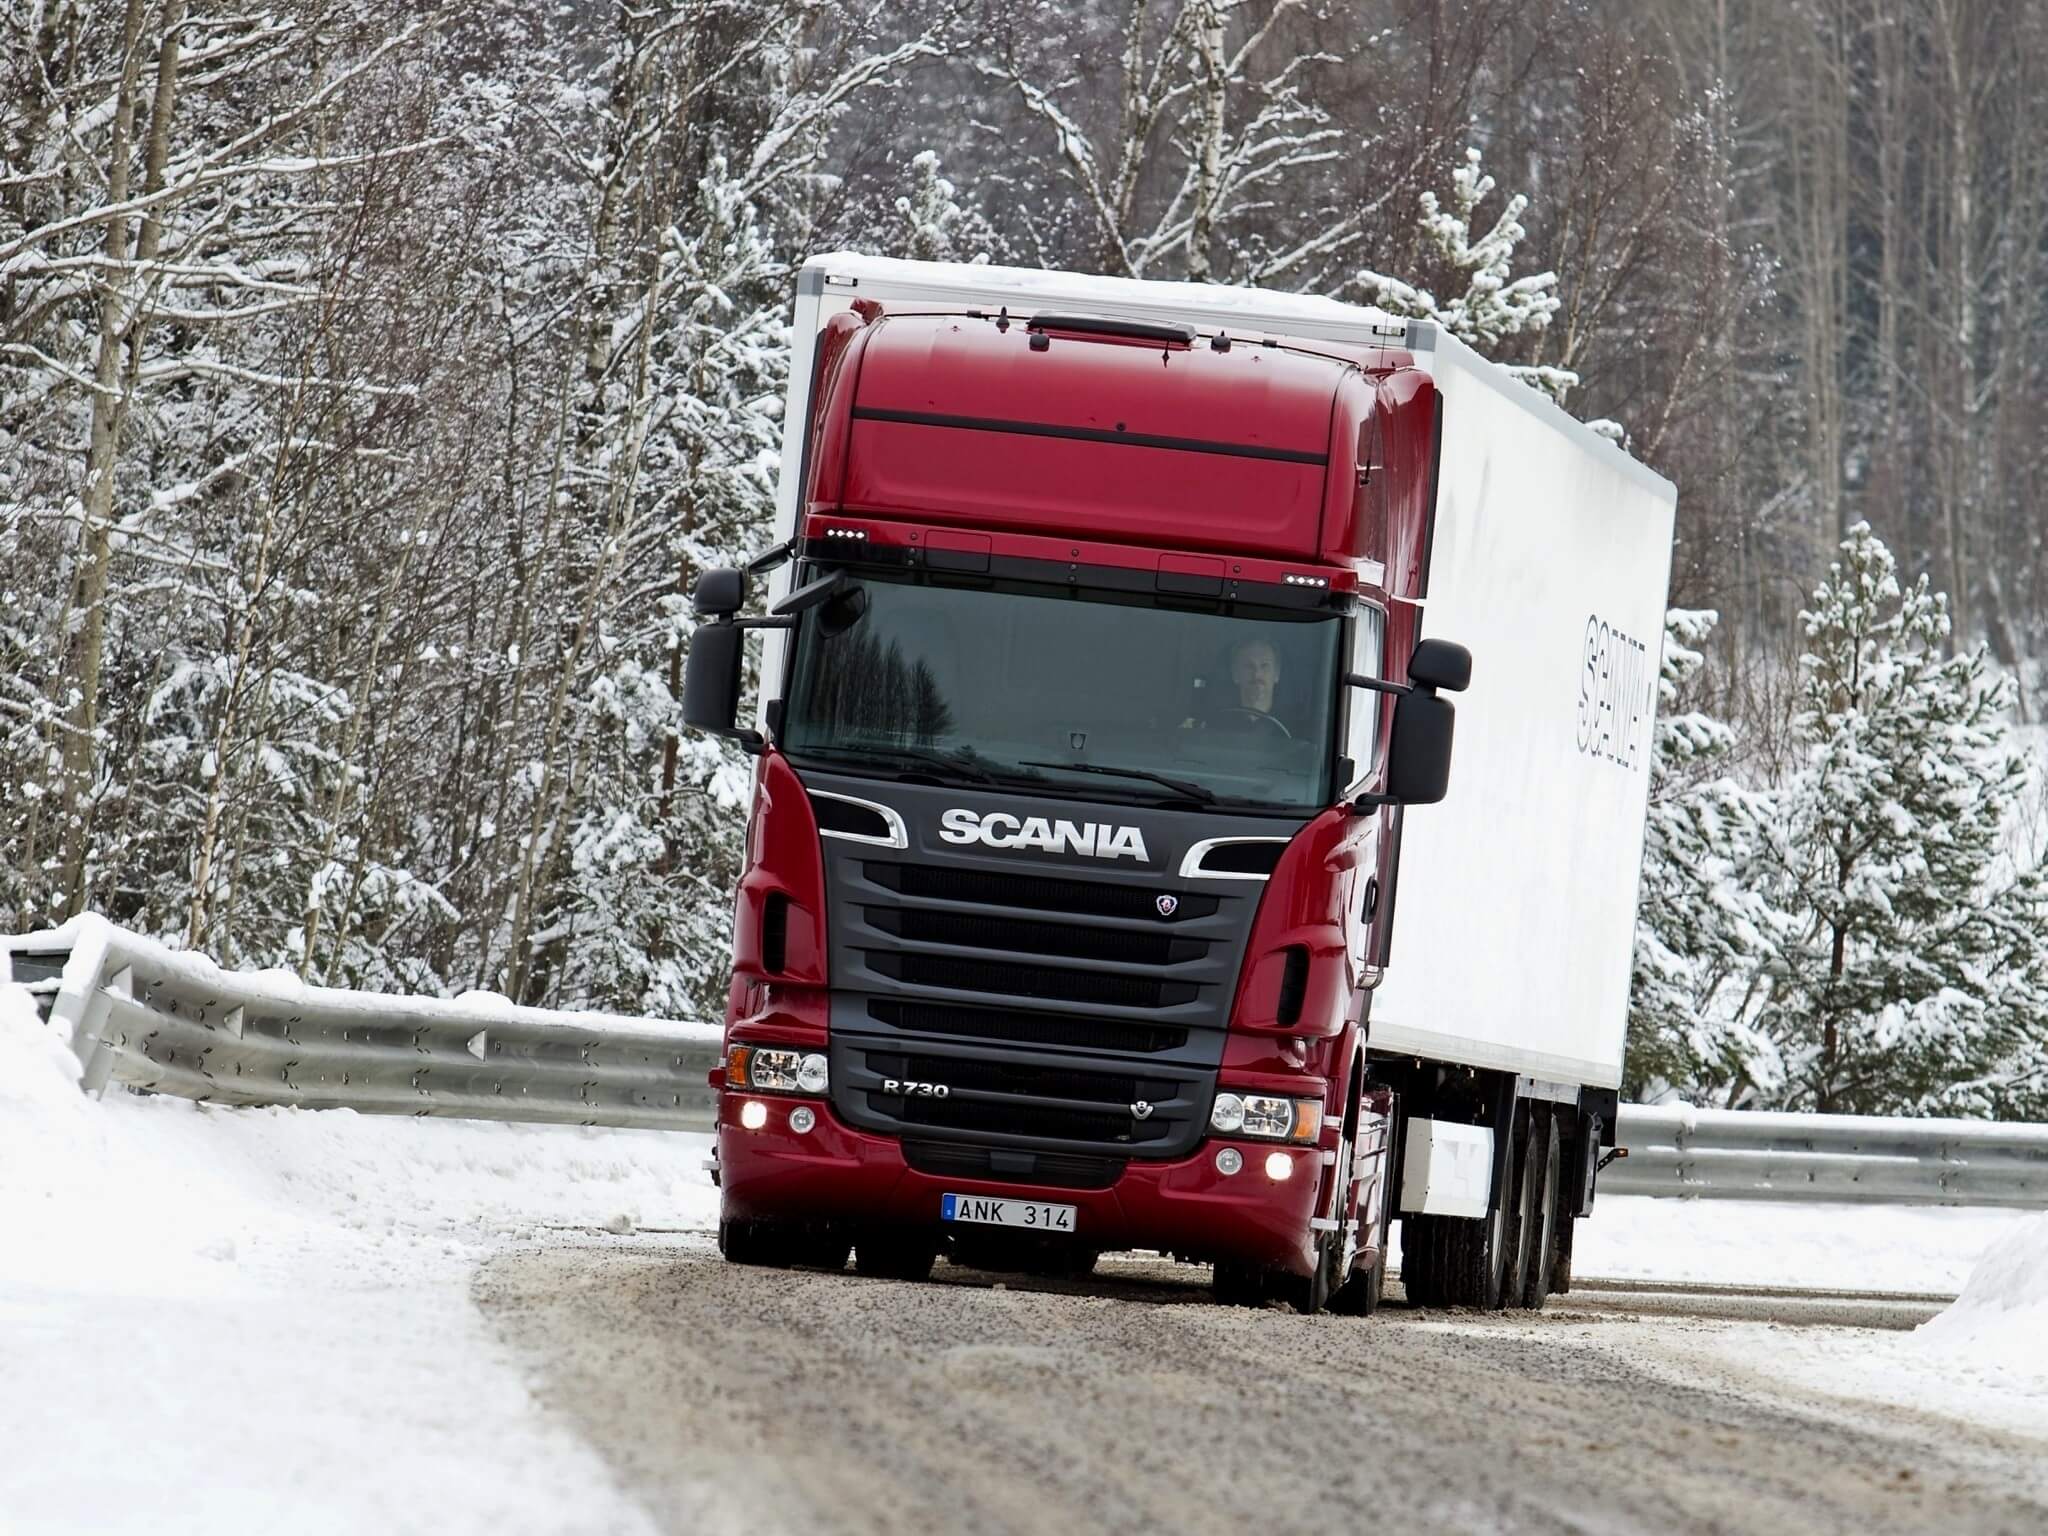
[682, 253, 1675, 1314]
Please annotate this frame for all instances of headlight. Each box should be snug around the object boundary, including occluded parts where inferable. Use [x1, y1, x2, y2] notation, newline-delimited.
[1210, 1091, 1321, 1143]
[725, 1045, 828, 1095]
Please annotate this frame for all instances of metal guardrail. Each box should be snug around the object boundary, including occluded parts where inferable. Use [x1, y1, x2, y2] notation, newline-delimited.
[6, 919, 2047, 1206]
[1606, 1103, 2048, 1209]
[1, 916, 721, 1131]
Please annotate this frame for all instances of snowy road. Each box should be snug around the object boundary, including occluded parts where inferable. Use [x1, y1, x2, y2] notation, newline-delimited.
[477, 1237, 2048, 1536]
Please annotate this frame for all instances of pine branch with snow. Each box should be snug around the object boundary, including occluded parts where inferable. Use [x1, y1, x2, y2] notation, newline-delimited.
[1356, 146, 1576, 402]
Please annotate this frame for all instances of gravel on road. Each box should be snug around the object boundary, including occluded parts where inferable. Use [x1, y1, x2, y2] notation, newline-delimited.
[475, 1238, 2048, 1536]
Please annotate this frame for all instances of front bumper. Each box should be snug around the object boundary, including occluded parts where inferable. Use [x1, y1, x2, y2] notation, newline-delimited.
[716, 1092, 1322, 1275]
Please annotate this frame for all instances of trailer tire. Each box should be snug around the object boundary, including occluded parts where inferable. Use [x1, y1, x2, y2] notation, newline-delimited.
[1523, 1110, 1562, 1310]
[1500, 1108, 1539, 1310]
[854, 1235, 938, 1282]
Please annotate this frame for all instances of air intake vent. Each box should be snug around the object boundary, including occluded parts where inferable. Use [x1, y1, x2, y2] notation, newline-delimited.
[1181, 837, 1289, 880]
[809, 790, 904, 847]
[1275, 945, 1309, 1026]
[762, 893, 789, 973]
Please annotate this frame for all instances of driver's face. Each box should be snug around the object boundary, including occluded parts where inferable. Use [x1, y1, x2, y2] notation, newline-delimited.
[1231, 640, 1279, 714]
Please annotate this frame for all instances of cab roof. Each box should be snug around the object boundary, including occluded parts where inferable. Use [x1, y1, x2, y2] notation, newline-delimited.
[825, 311, 1366, 563]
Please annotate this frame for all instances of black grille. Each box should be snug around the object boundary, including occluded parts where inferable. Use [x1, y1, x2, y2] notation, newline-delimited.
[867, 1000, 1188, 1055]
[867, 1051, 1147, 1105]
[868, 951, 1198, 1009]
[868, 906, 1206, 966]
[897, 1094, 1172, 1146]
[867, 862, 1218, 923]
[903, 1141, 1128, 1190]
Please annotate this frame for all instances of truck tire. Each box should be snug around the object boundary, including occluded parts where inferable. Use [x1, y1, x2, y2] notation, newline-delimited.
[1212, 1259, 1269, 1307]
[854, 1235, 938, 1281]
[1522, 1110, 1563, 1310]
[720, 1219, 849, 1270]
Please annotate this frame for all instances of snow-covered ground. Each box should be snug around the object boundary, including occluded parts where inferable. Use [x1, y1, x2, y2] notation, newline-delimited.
[0, 984, 709, 1536]
[5, 979, 2044, 1533]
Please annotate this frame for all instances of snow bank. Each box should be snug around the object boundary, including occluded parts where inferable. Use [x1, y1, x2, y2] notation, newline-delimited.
[1918, 1211, 2048, 1373]
[0, 983, 715, 1536]
[1571, 1192, 2034, 1295]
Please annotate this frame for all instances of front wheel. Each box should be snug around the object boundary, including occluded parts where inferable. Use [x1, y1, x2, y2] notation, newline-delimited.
[854, 1234, 938, 1282]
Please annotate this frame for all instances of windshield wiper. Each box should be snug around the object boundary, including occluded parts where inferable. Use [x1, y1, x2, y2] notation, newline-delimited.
[797, 743, 999, 784]
[1018, 759, 1217, 805]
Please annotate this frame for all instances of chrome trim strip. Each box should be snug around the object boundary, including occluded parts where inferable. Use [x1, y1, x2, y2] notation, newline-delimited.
[1177, 835, 1290, 882]
[809, 788, 908, 850]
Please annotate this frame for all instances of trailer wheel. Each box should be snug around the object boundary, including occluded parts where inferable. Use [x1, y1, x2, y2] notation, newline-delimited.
[1522, 1110, 1563, 1310]
[1499, 1108, 1539, 1310]
[853, 1235, 938, 1281]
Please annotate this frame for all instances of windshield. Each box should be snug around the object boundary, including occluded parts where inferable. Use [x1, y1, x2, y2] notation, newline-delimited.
[781, 571, 1341, 811]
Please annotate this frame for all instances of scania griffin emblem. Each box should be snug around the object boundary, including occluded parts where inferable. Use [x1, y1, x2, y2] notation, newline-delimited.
[1155, 893, 1179, 917]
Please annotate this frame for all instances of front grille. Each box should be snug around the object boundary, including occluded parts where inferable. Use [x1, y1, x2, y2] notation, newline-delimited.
[867, 999, 1188, 1055]
[867, 862, 1219, 923]
[831, 1034, 1208, 1158]
[869, 906, 1206, 966]
[903, 1141, 1128, 1190]
[866, 1050, 1147, 1105]
[897, 1095, 1173, 1146]
[869, 951, 1198, 1009]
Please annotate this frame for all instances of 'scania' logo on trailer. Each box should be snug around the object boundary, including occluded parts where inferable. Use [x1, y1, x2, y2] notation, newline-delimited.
[1576, 614, 1653, 772]
[939, 808, 1150, 862]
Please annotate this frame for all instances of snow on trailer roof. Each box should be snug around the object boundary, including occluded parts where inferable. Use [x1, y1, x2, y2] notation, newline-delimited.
[801, 252, 1677, 505]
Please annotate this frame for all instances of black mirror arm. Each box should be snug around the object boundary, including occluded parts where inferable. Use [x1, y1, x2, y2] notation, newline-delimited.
[1345, 672, 1415, 698]
[732, 614, 796, 631]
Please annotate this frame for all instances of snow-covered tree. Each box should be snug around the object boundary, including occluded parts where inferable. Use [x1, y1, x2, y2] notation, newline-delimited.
[1355, 146, 1575, 401]
[1740, 524, 2048, 1116]
[889, 150, 997, 264]
[974, 0, 1347, 283]
[1625, 609, 1774, 1102]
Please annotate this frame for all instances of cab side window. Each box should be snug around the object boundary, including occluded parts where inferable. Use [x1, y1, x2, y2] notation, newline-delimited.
[1344, 608, 1387, 792]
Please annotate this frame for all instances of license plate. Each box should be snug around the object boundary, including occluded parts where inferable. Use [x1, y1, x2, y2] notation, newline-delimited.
[941, 1193, 1077, 1233]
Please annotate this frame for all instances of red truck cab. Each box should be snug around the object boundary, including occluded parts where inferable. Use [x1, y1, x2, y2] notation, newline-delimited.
[685, 300, 1467, 1312]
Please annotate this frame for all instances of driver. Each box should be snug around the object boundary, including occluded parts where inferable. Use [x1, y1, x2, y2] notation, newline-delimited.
[1229, 635, 1280, 717]
[1182, 634, 1288, 734]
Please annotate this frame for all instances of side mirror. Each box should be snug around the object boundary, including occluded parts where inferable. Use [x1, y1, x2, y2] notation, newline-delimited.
[682, 621, 749, 741]
[1383, 688, 1455, 805]
[1354, 637, 1470, 809]
[1408, 638, 1472, 693]
[694, 566, 745, 617]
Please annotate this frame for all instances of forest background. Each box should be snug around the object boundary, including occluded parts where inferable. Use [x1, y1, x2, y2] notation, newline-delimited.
[6, 0, 2047, 1114]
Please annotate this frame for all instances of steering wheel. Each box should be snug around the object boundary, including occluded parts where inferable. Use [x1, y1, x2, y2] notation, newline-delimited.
[1217, 707, 1292, 739]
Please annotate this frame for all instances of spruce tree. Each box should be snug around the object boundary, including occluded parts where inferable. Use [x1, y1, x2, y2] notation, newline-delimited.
[1355, 146, 1576, 401]
[1743, 524, 2048, 1115]
[1626, 609, 1773, 1102]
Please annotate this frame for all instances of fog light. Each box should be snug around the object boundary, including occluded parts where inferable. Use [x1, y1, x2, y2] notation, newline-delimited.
[1215, 1147, 1243, 1176]
[739, 1099, 768, 1130]
[789, 1106, 816, 1134]
[1264, 1151, 1293, 1181]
